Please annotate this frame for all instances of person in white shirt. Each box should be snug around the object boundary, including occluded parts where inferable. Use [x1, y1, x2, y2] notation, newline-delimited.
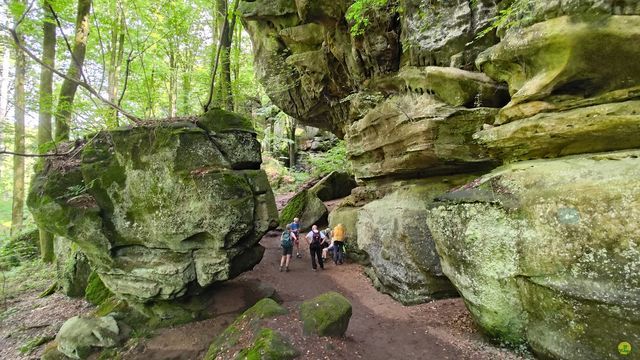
[305, 224, 326, 271]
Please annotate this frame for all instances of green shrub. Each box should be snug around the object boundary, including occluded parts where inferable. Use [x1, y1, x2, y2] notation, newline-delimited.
[307, 141, 351, 177]
[345, 0, 391, 36]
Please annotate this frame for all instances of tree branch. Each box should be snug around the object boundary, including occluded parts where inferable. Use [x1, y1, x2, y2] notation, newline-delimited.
[0, 24, 142, 124]
[0, 148, 74, 157]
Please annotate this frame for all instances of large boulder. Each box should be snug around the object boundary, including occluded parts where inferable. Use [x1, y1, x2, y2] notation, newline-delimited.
[309, 171, 357, 201]
[300, 291, 352, 337]
[27, 109, 278, 302]
[56, 315, 121, 359]
[356, 180, 472, 304]
[426, 150, 640, 359]
[279, 189, 328, 229]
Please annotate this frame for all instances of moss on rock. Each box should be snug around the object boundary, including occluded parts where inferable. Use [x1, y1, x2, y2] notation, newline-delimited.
[279, 189, 328, 229]
[84, 272, 113, 306]
[197, 108, 256, 134]
[300, 291, 352, 337]
[204, 298, 289, 360]
[235, 328, 299, 360]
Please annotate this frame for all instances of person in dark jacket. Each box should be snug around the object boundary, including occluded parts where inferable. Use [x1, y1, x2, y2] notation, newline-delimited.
[305, 224, 326, 271]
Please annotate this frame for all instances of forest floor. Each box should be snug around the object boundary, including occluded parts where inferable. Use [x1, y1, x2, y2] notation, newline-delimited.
[0, 196, 533, 360]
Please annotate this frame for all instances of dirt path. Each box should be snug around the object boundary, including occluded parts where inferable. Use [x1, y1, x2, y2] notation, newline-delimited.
[127, 230, 528, 360]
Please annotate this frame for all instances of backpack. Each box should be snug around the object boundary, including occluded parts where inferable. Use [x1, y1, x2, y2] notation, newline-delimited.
[311, 231, 322, 246]
[281, 231, 292, 248]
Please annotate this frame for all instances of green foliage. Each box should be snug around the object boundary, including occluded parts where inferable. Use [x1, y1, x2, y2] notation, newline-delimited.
[307, 141, 350, 177]
[476, 0, 532, 39]
[345, 0, 390, 36]
[262, 155, 311, 195]
[56, 179, 95, 200]
[0, 260, 54, 300]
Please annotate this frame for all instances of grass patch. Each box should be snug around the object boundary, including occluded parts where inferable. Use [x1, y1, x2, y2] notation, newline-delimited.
[1, 260, 54, 301]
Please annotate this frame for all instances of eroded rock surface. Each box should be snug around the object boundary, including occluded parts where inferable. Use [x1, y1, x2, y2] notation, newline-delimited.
[28, 109, 278, 302]
[427, 150, 640, 359]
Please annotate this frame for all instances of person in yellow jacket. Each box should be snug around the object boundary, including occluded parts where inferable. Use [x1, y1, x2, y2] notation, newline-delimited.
[331, 223, 346, 265]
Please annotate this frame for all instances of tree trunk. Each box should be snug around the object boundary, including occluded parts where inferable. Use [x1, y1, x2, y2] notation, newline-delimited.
[213, 0, 237, 111]
[54, 0, 92, 141]
[11, 14, 26, 235]
[288, 117, 297, 169]
[269, 117, 275, 153]
[106, 7, 125, 128]
[232, 21, 241, 111]
[168, 47, 177, 117]
[0, 14, 11, 186]
[180, 70, 191, 115]
[38, 0, 56, 261]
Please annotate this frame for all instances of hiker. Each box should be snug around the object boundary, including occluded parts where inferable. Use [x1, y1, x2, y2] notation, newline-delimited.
[280, 224, 296, 272]
[321, 227, 333, 260]
[332, 223, 346, 265]
[290, 217, 302, 258]
[306, 224, 326, 271]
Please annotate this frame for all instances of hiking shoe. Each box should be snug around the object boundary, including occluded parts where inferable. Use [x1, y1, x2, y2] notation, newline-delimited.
[285, 267, 289, 272]
[279, 266, 283, 272]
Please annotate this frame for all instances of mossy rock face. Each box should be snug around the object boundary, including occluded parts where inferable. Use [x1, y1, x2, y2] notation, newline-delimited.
[0, 227, 39, 268]
[235, 328, 299, 360]
[279, 189, 328, 229]
[27, 109, 278, 302]
[355, 177, 480, 305]
[204, 298, 289, 360]
[400, 0, 503, 68]
[309, 171, 357, 202]
[55, 236, 92, 298]
[84, 272, 113, 306]
[370, 66, 509, 108]
[426, 150, 640, 359]
[300, 291, 352, 337]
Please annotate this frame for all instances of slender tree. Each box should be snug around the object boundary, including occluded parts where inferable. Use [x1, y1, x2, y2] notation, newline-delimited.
[11, 0, 27, 235]
[54, 0, 92, 141]
[205, 0, 239, 111]
[0, 8, 11, 185]
[106, 4, 125, 127]
[38, 0, 56, 262]
[288, 116, 297, 168]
